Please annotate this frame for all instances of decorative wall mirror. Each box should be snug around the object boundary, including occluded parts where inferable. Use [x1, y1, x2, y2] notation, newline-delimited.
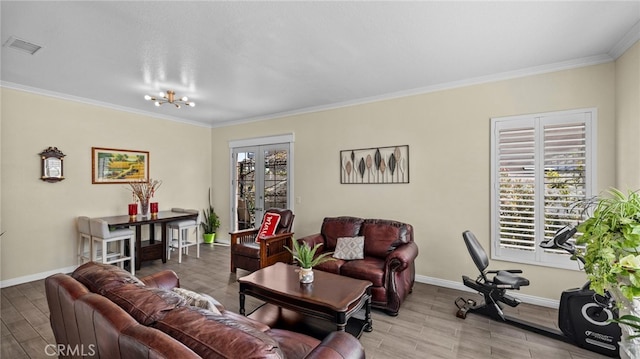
[39, 147, 65, 182]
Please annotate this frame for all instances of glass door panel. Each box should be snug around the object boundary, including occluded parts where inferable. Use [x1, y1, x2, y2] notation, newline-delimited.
[234, 150, 256, 230]
[263, 148, 288, 210]
[232, 144, 289, 231]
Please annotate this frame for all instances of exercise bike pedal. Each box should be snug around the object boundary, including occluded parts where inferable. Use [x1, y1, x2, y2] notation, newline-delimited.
[454, 297, 476, 319]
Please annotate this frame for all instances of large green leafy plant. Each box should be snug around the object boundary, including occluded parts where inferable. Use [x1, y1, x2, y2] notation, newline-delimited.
[200, 189, 220, 235]
[576, 188, 640, 300]
[576, 188, 640, 346]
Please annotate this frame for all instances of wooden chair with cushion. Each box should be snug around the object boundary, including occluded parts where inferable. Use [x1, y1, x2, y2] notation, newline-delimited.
[230, 208, 294, 273]
[89, 218, 135, 275]
[167, 208, 200, 264]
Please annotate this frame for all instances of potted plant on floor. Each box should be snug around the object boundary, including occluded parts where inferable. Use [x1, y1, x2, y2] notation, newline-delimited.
[576, 188, 640, 357]
[201, 190, 220, 244]
[285, 239, 335, 283]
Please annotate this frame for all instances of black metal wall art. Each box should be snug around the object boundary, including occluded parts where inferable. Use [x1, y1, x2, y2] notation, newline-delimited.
[340, 145, 409, 184]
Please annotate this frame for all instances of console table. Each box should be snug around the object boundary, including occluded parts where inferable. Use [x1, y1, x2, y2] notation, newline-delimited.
[97, 210, 198, 270]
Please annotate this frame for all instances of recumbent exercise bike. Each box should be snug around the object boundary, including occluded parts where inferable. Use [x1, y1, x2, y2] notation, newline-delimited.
[455, 226, 621, 357]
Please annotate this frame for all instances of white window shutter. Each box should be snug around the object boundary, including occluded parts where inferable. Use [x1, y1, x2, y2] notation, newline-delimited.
[491, 109, 595, 269]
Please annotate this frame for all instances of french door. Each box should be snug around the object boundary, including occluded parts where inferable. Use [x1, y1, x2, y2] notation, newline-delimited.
[231, 143, 291, 231]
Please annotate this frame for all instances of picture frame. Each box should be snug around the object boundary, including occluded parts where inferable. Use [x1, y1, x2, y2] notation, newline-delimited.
[39, 146, 65, 183]
[340, 145, 409, 184]
[91, 147, 149, 184]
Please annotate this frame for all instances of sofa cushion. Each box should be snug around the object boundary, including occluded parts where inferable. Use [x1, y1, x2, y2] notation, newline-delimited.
[171, 288, 222, 315]
[104, 284, 186, 325]
[156, 306, 284, 359]
[313, 258, 345, 274]
[339, 257, 385, 287]
[234, 242, 261, 258]
[320, 217, 364, 250]
[72, 262, 144, 295]
[333, 236, 365, 260]
[361, 220, 408, 258]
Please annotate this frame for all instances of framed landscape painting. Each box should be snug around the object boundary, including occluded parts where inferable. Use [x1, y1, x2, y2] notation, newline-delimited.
[91, 147, 149, 184]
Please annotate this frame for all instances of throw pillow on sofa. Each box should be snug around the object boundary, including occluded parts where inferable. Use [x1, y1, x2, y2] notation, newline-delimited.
[171, 287, 222, 315]
[333, 236, 365, 260]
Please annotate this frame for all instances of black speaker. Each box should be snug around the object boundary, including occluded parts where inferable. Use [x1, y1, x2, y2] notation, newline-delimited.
[559, 288, 621, 357]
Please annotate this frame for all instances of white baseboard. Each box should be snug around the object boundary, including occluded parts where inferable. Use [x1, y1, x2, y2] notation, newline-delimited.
[0, 264, 559, 309]
[1, 265, 78, 288]
[415, 274, 560, 309]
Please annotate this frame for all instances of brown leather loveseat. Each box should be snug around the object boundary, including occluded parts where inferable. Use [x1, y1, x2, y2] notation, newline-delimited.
[45, 262, 365, 358]
[298, 217, 418, 316]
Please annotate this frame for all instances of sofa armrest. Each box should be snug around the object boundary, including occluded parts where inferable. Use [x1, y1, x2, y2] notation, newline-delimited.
[140, 270, 180, 290]
[305, 332, 365, 359]
[386, 241, 419, 272]
[297, 233, 325, 248]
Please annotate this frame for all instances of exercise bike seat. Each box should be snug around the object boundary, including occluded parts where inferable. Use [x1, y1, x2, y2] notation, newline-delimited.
[494, 271, 529, 289]
[462, 230, 530, 290]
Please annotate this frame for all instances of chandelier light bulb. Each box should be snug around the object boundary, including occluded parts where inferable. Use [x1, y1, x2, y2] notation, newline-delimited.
[144, 90, 195, 109]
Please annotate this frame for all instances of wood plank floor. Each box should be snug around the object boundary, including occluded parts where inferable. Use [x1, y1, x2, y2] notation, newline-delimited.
[1, 244, 609, 358]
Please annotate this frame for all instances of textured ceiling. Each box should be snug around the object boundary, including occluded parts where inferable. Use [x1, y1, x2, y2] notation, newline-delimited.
[1, 1, 639, 128]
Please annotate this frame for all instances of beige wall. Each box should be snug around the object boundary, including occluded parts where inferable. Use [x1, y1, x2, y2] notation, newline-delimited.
[616, 41, 640, 190]
[1, 50, 635, 302]
[211, 62, 617, 300]
[0, 88, 212, 282]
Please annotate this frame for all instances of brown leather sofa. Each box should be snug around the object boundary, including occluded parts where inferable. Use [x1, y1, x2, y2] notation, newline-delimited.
[298, 217, 418, 316]
[45, 262, 365, 359]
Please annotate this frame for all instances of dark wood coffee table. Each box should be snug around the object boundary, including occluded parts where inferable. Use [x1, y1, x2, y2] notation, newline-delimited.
[238, 262, 373, 338]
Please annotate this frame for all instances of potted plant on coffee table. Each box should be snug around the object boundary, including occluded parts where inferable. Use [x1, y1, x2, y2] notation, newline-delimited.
[201, 190, 220, 244]
[576, 188, 640, 358]
[286, 239, 335, 284]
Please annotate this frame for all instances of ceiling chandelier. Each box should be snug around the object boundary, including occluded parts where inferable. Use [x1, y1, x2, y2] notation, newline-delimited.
[144, 90, 195, 108]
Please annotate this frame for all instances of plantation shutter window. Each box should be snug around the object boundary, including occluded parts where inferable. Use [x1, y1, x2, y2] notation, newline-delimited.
[490, 109, 595, 269]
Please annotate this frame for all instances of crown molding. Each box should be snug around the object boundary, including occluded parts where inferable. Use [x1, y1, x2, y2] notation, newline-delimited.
[609, 20, 640, 59]
[212, 54, 613, 128]
[3, 53, 614, 130]
[0, 81, 211, 128]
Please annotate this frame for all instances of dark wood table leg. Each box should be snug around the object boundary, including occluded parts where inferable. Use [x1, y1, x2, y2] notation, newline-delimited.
[161, 223, 167, 263]
[149, 223, 155, 244]
[364, 290, 373, 332]
[336, 312, 347, 332]
[239, 291, 246, 316]
[135, 225, 142, 271]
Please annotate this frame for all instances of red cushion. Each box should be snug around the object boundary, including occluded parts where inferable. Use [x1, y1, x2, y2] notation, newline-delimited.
[255, 212, 281, 242]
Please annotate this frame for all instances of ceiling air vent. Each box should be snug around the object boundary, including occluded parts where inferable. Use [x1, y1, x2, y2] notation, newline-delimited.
[4, 36, 43, 55]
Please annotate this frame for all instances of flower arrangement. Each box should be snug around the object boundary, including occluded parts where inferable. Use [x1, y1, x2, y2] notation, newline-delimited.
[127, 178, 162, 215]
